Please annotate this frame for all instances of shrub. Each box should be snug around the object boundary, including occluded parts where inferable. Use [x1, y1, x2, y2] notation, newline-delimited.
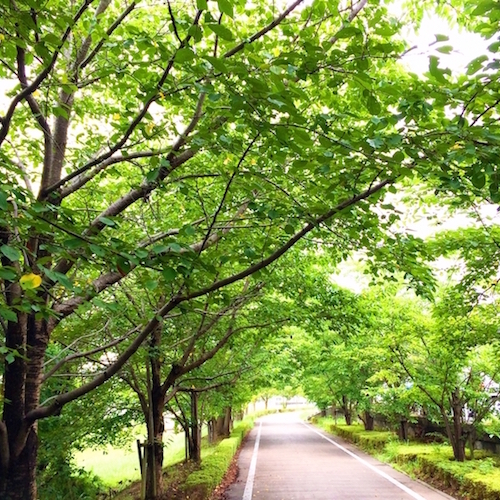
[183, 420, 254, 497]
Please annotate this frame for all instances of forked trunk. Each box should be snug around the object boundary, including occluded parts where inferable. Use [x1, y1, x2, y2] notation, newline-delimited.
[441, 388, 466, 462]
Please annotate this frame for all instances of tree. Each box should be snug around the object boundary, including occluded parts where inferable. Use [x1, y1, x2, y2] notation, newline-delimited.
[0, 0, 494, 497]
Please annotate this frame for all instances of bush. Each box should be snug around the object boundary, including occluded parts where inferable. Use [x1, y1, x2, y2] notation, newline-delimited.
[183, 420, 254, 497]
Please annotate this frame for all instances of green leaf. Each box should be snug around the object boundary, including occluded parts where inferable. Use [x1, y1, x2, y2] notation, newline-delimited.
[0, 245, 21, 262]
[162, 267, 177, 282]
[436, 45, 453, 54]
[467, 55, 488, 75]
[53, 272, 73, 290]
[217, 0, 234, 18]
[471, 1, 496, 16]
[0, 267, 16, 280]
[336, 26, 361, 39]
[144, 279, 158, 290]
[294, 129, 313, 146]
[175, 47, 196, 62]
[196, 0, 208, 8]
[0, 306, 17, 323]
[181, 225, 197, 236]
[471, 172, 486, 189]
[428, 55, 447, 83]
[392, 151, 405, 163]
[99, 216, 116, 227]
[203, 55, 228, 73]
[366, 94, 381, 115]
[146, 168, 161, 182]
[206, 24, 234, 41]
[435, 34, 449, 42]
[0, 191, 7, 210]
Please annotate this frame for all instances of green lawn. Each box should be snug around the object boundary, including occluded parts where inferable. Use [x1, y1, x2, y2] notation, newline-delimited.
[75, 431, 186, 487]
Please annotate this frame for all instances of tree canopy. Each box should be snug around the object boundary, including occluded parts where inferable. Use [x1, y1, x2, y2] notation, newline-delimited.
[1, 0, 500, 498]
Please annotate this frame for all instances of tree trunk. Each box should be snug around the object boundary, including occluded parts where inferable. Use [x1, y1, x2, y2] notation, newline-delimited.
[342, 395, 352, 425]
[222, 406, 232, 437]
[1, 427, 38, 500]
[441, 389, 466, 462]
[451, 390, 466, 462]
[208, 418, 216, 445]
[145, 330, 166, 499]
[215, 415, 225, 437]
[399, 419, 408, 441]
[186, 392, 201, 462]
[362, 410, 374, 431]
[1, 314, 49, 500]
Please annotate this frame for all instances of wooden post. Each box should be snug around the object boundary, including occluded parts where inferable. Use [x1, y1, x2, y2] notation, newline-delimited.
[137, 440, 146, 500]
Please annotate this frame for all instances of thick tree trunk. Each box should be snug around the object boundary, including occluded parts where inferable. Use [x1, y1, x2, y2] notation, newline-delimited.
[441, 389, 466, 462]
[215, 415, 225, 437]
[1, 314, 49, 500]
[1, 427, 38, 500]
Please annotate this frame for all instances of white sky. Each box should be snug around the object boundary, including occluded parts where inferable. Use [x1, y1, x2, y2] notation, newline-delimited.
[402, 14, 491, 75]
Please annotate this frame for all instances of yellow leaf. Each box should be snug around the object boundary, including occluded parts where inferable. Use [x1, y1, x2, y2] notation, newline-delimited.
[20, 273, 42, 290]
[112, 113, 120, 121]
[272, 47, 280, 57]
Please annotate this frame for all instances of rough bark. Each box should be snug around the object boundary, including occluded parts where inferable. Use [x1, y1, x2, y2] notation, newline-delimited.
[361, 410, 374, 431]
[188, 392, 201, 462]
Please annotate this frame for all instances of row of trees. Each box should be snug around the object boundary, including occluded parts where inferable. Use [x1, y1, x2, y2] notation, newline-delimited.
[1, 0, 500, 498]
[278, 236, 500, 463]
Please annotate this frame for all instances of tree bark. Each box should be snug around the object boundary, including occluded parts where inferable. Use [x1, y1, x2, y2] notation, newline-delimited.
[1, 314, 47, 500]
[399, 419, 408, 441]
[222, 406, 232, 437]
[441, 388, 466, 462]
[145, 329, 166, 499]
[188, 392, 201, 462]
[342, 395, 352, 425]
[362, 410, 374, 431]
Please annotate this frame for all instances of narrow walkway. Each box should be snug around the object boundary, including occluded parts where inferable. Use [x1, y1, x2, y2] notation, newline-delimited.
[226, 413, 455, 500]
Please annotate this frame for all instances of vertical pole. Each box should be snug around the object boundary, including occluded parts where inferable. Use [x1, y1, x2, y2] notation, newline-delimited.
[137, 441, 146, 500]
[146, 361, 157, 497]
[190, 391, 201, 462]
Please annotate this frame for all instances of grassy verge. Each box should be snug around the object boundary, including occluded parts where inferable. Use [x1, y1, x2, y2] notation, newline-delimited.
[313, 417, 500, 500]
[183, 419, 254, 499]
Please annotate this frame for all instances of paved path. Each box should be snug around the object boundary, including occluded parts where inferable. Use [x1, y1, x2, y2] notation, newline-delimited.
[226, 413, 455, 500]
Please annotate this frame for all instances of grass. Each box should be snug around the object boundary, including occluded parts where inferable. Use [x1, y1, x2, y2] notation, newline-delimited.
[313, 417, 500, 500]
[74, 430, 187, 488]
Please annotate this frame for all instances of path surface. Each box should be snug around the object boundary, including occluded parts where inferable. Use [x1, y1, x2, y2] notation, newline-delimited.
[226, 413, 455, 500]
